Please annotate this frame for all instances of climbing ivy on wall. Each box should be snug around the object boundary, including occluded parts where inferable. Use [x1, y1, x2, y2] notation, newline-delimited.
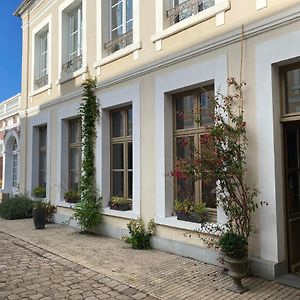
[73, 77, 102, 232]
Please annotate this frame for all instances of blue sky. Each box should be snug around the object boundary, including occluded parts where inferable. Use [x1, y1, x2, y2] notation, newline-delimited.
[0, 1, 22, 102]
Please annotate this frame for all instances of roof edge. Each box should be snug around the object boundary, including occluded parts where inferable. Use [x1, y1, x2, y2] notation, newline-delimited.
[14, 0, 36, 17]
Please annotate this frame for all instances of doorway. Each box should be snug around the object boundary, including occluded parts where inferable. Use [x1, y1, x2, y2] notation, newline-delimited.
[284, 122, 300, 274]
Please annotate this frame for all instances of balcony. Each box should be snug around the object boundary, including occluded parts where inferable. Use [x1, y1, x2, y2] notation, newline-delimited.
[35, 74, 48, 89]
[62, 55, 83, 75]
[167, 0, 215, 26]
[104, 30, 133, 55]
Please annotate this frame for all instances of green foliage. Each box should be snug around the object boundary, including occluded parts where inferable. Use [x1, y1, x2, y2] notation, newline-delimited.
[45, 201, 57, 219]
[64, 191, 80, 203]
[219, 231, 248, 259]
[33, 199, 47, 209]
[33, 186, 46, 198]
[173, 78, 267, 241]
[123, 218, 155, 250]
[110, 196, 131, 205]
[174, 199, 206, 214]
[0, 195, 34, 220]
[73, 77, 102, 231]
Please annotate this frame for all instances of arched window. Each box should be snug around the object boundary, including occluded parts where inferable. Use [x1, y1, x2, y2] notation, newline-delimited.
[12, 140, 18, 188]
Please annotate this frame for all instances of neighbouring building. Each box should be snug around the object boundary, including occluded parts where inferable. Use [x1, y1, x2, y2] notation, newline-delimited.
[13, 0, 300, 280]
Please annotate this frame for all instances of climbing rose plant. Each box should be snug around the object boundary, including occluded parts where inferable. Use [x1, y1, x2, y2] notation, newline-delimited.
[171, 78, 266, 240]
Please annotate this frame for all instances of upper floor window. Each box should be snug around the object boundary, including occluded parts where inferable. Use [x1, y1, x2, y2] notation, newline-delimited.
[34, 27, 48, 89]
[167, 0, 215, 25]
[62, 4, 82, 75]
[105, 0, 133, 54]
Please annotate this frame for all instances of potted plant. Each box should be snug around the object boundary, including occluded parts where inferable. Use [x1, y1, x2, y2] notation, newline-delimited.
[45, 201, 57, 223]
[172, 79, 267, 293]
[218, 231, 248, 293]
[174, 200, 206, 223]
[109, 196, 131, 211]
[64, 191, 80, 203]
[33, 199, 47, 230]
[33, 186, 46, 198]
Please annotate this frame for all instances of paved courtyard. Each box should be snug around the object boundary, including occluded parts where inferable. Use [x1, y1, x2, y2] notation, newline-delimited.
[0, 218, 299, 300]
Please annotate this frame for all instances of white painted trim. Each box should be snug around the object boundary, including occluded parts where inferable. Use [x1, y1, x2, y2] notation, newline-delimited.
[96, 82, 141, 218]
[30, 15, 52, 94]
[27, 111, 51, 197]
[154, 54, 227, 222]
[151, 0, 230, 46]
[102, 207, 140, 220]
[56, 65, 88, 85]
[94, 41, 142, 69]
[255, 28, 300, 263]
[256, 0, 267, 11]
[29, 83, 52, 97]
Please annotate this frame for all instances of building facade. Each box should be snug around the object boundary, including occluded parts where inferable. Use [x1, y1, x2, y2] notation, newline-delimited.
[14, 0, 300, 280]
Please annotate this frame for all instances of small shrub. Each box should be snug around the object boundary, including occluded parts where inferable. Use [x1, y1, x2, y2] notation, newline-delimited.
[33, 186, 46, 198]
[64, 191, 80, 203]
[0, 195, 34, 220]
[218, 231, 248, 259]
[123, 218, 155, 250]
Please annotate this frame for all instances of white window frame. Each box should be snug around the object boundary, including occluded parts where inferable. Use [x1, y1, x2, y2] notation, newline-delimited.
[151, 0, 230, 51]
[68, 6, 82, 61]
[94, 0, 141, 72]
[39, 32, 48, 79]
[30, 15, 52, 97]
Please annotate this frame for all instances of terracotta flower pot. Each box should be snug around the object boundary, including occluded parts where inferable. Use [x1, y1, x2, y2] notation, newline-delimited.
[223, 256, 249, 294]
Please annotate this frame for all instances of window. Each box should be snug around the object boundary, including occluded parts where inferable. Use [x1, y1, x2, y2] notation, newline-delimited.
[111, 107, 133, 200]
[173, 85, 216, 210]
[105, 0, 133, 54]
[39, 126, 47, 188]
[167, 0, 215, 25]
[12, 140, 18, 188]
[0, 143, 3, 189]
[68, 118, 81, 192]
[62, 5, 82, 74]
[35, 28, 48, 89]
[282, 64, 300, 115]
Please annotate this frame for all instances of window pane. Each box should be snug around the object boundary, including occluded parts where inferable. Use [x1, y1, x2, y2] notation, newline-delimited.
[287, 129, 298, 168]
[202, 179, 216, 208]
[126, 20, 133, 33]
[177, 178, 194, 201]
[39, 126, 47, 148]
[112, 171, 124, 196]
[70, 147, 80, 170]
[128, 171, 132, 199]
[69, 119, 81, 143]
[13, 140, 18, 151]
[112, 2, 123, 31]
[126, 0, 133, 22]
[176, 95, 194, 130]
[112, 111, 124, 137]
[176, 136, 194, 159]
[201, 87, 214, 126]
[70, 171, 80, 191]
[113, 144, 124, 169]
[128, 142, 132, 169]
[285, 68, 300, 113]
[127, 108, 132, 136]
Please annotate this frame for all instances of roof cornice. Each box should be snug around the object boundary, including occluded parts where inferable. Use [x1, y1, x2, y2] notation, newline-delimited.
[14, 0, 37, 17]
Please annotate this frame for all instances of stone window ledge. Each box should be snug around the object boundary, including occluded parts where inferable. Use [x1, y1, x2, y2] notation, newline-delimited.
[94, 41, 142, 70]
[102, 207, 140, 220]
[56, 201, 76, 209]
[155, 216, 222, 235]
[30, 83, 52, 97]
[56, 65, 88, 85]
[151, 0, 230, 45]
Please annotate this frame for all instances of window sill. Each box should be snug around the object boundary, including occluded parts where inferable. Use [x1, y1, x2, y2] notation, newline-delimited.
[94, 41, 142, 69]
[102, 207, 140, 219]
[155, 216, 222, 235]
[56, 201, 76, 209]
[151, 0, 230, 44]
[30, 83, 52, 97]
[56, 65, 88, 85]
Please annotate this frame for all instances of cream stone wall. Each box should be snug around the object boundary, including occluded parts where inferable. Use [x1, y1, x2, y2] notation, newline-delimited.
[15, 0, 300, 279]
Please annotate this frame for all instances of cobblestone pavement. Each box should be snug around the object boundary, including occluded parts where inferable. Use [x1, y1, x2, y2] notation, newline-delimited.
[0, 232, 158, 300]
[0, 218, 300, 300]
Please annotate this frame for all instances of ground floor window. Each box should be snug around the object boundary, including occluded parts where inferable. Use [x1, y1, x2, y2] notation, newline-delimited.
[173, 85, 216, 210]
[111, 106, 133, 200]
[38, 126, 47, 188]
[68, 118, 81, 192]
[12, 140, 18, 188]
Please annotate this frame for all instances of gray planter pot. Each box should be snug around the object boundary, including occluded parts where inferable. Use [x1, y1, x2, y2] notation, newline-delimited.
[223, 256, 249, 294]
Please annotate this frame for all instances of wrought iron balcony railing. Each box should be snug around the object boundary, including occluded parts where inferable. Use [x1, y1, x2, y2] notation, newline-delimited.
[104, 30, 133, 55]
[166, 0, 215, 25]
[35, 74, 48, 89]
[62, 55, 82, 74]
